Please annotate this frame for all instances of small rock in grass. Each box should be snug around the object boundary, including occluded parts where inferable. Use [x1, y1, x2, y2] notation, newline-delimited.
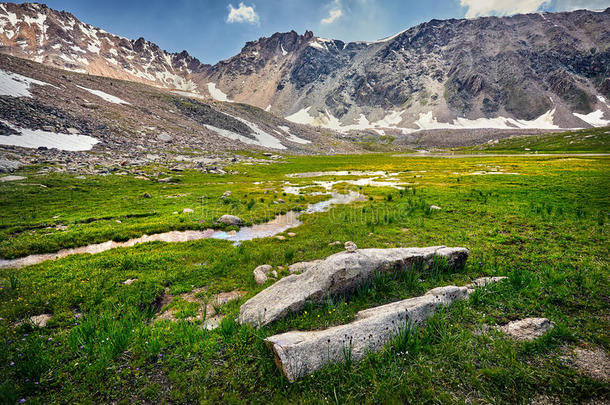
[254, 264, 273, 285]
[30, 314, 52, 328]
[496, 318, 554, 340]
[158, 177, 174, 183]
[122, 278, 138, 285]
[287, 232, 296, 237]
[0, 175, 26, 182]
[142, 192, 152, 198]
[328, 241, 341, 246]
[344, 241, 357, 252]
[276, 235, 286, 241]
[218, 215, 242, 225]
[222, 191, 231, 198]
[203, 315, 224, 330]
[183, 208, 194, 214]
[430, 205, 441, 210]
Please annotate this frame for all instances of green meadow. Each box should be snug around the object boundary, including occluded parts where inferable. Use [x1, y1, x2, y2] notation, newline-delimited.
[1, 133, 609, 403]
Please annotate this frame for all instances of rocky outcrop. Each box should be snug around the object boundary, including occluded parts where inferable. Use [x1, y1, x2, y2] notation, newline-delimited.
[265, 277, 506, 381]
[239, 246, 469, 327]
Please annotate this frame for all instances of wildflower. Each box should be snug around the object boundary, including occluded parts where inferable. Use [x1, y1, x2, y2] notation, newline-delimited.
[20, 399, 25, 403]
[48, 338, 52, 341]
[10, 361, 14, 366]
[80, 345, 84, 349]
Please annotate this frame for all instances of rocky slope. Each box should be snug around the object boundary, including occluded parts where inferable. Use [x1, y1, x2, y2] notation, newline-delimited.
[0, 52, 359, 175]
[1, 2, 609, 138]
[209, 10, 610, 133]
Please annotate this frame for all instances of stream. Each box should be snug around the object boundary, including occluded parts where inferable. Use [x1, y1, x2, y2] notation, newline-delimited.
[0, 191, 366, 269]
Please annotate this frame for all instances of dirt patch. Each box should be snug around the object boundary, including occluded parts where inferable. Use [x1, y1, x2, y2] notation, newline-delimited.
[565, 346, 610, 382]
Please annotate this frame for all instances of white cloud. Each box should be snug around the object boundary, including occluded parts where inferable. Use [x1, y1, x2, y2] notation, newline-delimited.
[226, 2, 260, 25]
[321, 8, 343, 24]
[460, 0, 551, 18]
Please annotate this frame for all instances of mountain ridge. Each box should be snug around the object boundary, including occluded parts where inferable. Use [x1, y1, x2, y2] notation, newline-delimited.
[1, 2, 609, 134]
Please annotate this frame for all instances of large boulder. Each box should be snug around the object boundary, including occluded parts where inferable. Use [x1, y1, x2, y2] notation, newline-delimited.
[239, 246, 469, 327]
[265, 277, 505, 382]
[218, 215, 243, 225]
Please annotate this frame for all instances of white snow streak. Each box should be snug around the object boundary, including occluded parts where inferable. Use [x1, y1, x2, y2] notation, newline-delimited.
[0, 120, 99, 151]
[207, 82, 232, 102]
[0, 69, 55, 97]
[76, 85, 130, 105]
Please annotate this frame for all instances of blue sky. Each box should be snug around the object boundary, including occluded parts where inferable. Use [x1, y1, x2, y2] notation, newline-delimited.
[17, 0, 610, 63]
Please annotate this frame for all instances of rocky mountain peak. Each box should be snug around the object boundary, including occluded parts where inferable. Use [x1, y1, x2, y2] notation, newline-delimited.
[1, 3, 609, 132]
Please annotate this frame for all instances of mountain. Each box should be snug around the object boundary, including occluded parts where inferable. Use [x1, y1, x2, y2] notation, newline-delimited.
[1, 2, 609, 137]
[208, 10, 610, 133]
[0, 2, 208, 89]
[0, 51, 360, 173]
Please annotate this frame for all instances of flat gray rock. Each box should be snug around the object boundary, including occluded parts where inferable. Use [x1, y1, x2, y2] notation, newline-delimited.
[265, 277, 505, 381]
[239, 246, 469, 327]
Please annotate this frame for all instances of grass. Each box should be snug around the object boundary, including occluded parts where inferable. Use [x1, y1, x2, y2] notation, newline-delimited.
[0, 152, 608, 403]
[464, 126, 610, 154]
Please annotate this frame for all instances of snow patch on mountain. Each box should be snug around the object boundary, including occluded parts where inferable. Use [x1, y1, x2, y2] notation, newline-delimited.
[205, 115, 285, 149]
[278, 126, 311, 144]
[207, 83, 232, 102]
[0, 120, 99, 151]
[573, 110, 610, 127]
[76, 85, 130, 105]
[413, 110, 561, 130]
[0, 69, 55, 97]
[286, 108, 409, 133]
